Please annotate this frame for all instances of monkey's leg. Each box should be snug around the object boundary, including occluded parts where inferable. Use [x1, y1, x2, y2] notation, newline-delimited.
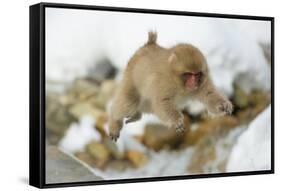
[152, 98, 185, 133]
[109, 85, 140, 141]
[109, 119, 122, 142]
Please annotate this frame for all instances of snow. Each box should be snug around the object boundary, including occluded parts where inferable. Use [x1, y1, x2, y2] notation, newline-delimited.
[226, 105, 271, 172]
[58, 115, 101, 153]
[205, 126, 246, 173]
[185, 126, 246, 173]
[91, 126, 246, 179]
[56, 112, 250, 178]
[123, 114, 162, 135]
[114, 131, 147, 153]
[92, 149, 194, 179]
[46, 8, 271, 95]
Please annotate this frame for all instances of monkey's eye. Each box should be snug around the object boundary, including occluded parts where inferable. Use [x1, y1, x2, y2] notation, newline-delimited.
[195, 72, 203, 78]
[181, 72, 192, 79]
[182, 72, 202, 78]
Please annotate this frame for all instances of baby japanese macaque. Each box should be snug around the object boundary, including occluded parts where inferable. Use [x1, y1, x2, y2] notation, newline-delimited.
[109, 32, 233, 141]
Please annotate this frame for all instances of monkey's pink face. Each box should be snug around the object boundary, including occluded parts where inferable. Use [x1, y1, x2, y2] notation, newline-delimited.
[168, 44, 208, 91]
[182, 72, 203, 90]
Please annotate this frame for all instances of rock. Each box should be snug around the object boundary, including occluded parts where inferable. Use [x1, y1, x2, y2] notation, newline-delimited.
[217, 159, 228, 172]
[187, 138, 217, 173]
[75, 151, 97, 167]
[236, 102, 269, 123]
[67, 78, 100, 101]
[95, 113, 109, 136]
[46, 146, 102, 184]
[93, 80, 116, 109]
[104, 138, 124, 159]
[126, 150, 148, 168]
[46, 92, 76, 144]
[233, 85, 249, 109]
[100, 80, 116, 95]
[46, 106, 75, 135]
[106, 160, 133, 171]
[46, 130, 61, 145]
[183, 116, 239, 146]
[87, 58, 117, 81]
[143, 114, 190, 151]
[69, 102, 106, 120]
[250, 90, 270, 105]
[185, 115, 244, 173]
[144, 124, 181, 151]
[235, 89, 270, 123]
[133, 135, 144, 144]
[86, 141, 111, 168]
[233, 85, 270, 109]
[58, 94, 76, 106]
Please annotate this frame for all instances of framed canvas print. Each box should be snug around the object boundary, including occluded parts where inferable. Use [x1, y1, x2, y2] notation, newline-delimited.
[29, 2, 274, 188]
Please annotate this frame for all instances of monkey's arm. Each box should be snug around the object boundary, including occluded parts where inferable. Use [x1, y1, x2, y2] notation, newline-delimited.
[152, 97, 185, 133]
[149, 79, 185, 133]
[197, 79, 233, 116]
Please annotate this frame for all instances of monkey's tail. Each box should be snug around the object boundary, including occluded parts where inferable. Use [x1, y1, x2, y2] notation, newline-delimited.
[147, 31, 157, 45]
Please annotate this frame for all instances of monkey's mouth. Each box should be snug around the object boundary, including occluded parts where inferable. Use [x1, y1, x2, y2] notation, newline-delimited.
[183, 72, 202, 90]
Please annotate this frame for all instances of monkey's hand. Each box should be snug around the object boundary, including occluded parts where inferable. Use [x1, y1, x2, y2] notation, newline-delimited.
[152, 96, 186, 134]
[170, 113, 185, 133]
[212, 98, 233, 116]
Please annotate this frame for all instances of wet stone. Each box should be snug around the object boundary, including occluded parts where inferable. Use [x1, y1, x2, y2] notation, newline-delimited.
[46, 146, 102, 184]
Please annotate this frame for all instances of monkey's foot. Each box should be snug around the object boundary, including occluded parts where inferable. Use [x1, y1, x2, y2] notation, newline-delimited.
[109, 119, 122, 142]
[109, 132, 119, 142]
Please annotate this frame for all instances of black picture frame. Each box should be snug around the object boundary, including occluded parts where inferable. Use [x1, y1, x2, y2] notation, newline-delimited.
[29, 2, 275, 189]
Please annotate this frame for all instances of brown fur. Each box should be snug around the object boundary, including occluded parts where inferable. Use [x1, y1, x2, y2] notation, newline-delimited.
[109, 32, 233, 141]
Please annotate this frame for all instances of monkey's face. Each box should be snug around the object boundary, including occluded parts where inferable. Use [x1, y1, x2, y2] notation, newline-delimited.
[169, 44, 208, 91]
[181, 71, 204, 90]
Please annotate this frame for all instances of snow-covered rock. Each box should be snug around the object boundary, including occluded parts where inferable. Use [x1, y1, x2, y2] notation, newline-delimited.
[92, 148, 194, 179]
[59, 115, 101, 153]
[226, 105, 271, 172]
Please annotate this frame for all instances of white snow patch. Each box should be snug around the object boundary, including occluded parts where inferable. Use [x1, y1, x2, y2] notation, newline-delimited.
[58, 115, 101, 153]
[114, 131, 147, 154]
[122, 114, 162, 136]
[226, 105, 271, 172]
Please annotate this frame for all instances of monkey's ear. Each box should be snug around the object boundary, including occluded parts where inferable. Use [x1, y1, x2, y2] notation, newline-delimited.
[168, 53, 177, 64]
